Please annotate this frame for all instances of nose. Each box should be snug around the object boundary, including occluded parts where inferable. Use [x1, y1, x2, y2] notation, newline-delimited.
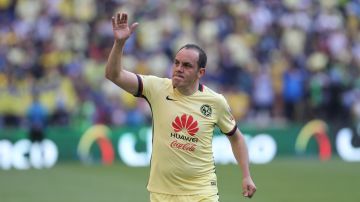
[175, 64, 184, 72]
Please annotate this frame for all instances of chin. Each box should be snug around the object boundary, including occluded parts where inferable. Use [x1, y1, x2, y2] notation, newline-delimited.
[172, 78, 181, 87]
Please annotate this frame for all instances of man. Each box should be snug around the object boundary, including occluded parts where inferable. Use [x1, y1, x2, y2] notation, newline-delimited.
[27, 93, 47, 143]
[105, 12, 256, 202]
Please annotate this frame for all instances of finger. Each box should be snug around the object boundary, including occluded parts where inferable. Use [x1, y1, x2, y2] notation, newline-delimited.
[120, 13, 127, 23]
[123, 13, 128, 23]
[130, 22, 139, 33]
[248, 184, 256, 191]
[111, 16, 116, 28]
[117, 13, 121, 25]
[244, 192, 253, 198]
[247, 187, 256, 198]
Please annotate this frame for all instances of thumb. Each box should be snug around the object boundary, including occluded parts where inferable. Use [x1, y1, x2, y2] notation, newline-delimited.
[130, 22, 139, 33]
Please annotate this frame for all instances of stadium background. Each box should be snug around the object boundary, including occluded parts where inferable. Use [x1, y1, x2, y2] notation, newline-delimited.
[0, 0, 360, 201]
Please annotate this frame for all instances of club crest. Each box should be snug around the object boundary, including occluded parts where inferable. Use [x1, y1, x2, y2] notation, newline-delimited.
[200, 104, 212, 117]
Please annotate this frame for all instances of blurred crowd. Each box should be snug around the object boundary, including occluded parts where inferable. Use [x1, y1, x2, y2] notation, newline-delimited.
[1, 0, 360, 130]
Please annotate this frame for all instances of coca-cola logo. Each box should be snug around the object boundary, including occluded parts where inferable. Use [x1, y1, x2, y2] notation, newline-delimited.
[171, 114, 199, 136]
[170, 140, 196, 152]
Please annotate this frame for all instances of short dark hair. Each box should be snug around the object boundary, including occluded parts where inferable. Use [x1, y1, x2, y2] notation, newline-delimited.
[178, 44, 207, 69]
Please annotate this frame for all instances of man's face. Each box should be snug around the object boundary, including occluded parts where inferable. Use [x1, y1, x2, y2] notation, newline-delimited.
[171, 48, 204, 89]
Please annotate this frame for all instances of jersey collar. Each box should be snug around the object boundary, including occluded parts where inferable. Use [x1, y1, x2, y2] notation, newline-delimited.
[173, 83, 204, 94]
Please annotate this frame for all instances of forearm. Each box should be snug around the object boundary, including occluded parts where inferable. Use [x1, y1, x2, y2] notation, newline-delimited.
[228, 129, 251, 178]
[105, 40, 125, 80]
[228, 129, 257, 198]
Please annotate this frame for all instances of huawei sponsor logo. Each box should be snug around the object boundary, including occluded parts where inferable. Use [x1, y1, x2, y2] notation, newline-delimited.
[170, 114, 199, 152]
[170, 133, 199, 142]
[172, 114, 199, 136]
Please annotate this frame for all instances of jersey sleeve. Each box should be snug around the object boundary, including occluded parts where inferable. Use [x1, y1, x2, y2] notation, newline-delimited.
[216, 95, 237, 136]
[134, 74, 163, 101]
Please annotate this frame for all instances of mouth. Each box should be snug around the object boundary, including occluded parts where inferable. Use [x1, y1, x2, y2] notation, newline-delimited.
[173, 74, 184, 79]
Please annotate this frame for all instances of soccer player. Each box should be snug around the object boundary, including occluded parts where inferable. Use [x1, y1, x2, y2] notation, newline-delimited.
[105, 12, 257, 202]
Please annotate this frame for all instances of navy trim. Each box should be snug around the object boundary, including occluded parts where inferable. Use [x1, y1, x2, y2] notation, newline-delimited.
[134, 74, 143, 97]
[173, 84, 203, 92]
[198, 83, 203, 92]
[223, 125, 237, 136]
[143, 96, 154, 189]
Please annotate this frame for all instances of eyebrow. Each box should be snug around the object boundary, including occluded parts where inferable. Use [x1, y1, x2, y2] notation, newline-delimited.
[183, 62, 192, 67]
[174, 59, 193, 67]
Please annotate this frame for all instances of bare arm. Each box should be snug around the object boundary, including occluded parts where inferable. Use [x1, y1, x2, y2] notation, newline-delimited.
[105, 12, 139, 95]
[227, 129, 257, 198]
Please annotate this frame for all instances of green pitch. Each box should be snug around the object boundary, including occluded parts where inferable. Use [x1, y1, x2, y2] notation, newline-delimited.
[0, 158, 359, 202]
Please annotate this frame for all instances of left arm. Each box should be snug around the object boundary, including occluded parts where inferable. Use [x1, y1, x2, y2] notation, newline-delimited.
[227, 128, 257, 198]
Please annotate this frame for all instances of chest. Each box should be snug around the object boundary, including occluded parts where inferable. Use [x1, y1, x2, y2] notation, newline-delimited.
[151, 94, 217, 133]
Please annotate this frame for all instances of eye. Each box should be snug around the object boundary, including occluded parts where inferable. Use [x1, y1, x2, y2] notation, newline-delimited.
[183, 63, 193, 69]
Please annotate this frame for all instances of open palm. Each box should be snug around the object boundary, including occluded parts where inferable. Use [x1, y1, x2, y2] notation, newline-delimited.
[111, 12, 138, 42]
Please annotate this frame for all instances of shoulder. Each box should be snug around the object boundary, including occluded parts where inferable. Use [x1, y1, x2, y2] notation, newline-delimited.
[139, 75, 171, 87]
[201, 85, 230, 111]
[202, 85, 226, 102]
[139, 74, 168, 82]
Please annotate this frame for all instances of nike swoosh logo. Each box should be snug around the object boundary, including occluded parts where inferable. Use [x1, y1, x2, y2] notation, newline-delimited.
[166, 95, 177, 101]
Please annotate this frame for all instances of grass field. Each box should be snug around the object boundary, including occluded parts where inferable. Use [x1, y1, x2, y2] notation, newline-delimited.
[1, 158, 359, 202]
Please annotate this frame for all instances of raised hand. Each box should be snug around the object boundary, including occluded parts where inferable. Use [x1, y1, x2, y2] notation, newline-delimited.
[111, 12, 138, 44]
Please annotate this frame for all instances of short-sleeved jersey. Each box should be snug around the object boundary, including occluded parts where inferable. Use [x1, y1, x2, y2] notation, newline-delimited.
[135, 74, 237, 195]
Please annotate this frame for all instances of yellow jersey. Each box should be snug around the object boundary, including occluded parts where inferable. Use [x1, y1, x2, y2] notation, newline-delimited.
[135, 75, 237, 195]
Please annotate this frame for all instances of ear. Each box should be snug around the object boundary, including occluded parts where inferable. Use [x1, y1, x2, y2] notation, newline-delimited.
[198, 68, 205, 78]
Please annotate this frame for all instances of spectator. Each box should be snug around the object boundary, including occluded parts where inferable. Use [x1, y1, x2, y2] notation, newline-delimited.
[0, 0, 359, 128]
[27, 93, 47, 142]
